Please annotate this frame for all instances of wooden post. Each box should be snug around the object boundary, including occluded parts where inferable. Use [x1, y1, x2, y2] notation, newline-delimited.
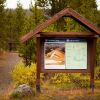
[36, 37, 41, 92]
[90, 38, 96, 93]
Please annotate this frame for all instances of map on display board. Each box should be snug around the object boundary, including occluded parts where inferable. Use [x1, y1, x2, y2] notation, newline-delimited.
[65, 42, 87, 69]
[44, 38, 87, 70]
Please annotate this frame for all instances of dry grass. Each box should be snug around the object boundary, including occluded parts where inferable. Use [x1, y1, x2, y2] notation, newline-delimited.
[0, 82, 100, 100]
[40, 83, 100, 100]
[0, 83, 15, 100]
[33, 88, 100, 100]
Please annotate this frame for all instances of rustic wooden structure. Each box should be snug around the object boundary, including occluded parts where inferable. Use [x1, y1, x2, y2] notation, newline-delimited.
[20, 8, 100, 93]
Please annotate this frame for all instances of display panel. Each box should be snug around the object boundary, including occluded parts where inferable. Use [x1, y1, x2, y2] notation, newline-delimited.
[65, 42, 87, 69]
[44, 41, 65, 69]
[44, 38, 87, 69]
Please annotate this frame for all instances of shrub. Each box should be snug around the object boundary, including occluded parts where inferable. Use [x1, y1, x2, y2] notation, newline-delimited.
[11, 61, 44, 87]
[95, 66, 100, 80]
[50, 73, 70, 85]
[49, 73, 90, 88]
[12, 61, 99, 89]
[68, 74, 90, 88]
[18, 39, 36, 66]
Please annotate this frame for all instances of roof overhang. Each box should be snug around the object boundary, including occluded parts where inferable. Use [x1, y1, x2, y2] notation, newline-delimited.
[20, 8, 100, 43]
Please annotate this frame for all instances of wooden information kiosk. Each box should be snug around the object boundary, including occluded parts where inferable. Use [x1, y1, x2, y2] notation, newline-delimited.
[21, 8, 100, 93]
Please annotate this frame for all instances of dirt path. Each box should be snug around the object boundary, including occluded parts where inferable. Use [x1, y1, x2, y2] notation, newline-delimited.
[0, 52, 21, 95]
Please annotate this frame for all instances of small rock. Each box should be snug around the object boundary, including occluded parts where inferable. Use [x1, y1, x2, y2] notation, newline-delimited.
[11, 84, 35, 98]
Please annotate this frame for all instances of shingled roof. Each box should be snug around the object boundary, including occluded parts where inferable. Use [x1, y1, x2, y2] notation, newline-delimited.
[21, 8, 100, 43]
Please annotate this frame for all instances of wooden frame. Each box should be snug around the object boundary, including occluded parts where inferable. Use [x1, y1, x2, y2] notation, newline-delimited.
[37, 35, 96, 73]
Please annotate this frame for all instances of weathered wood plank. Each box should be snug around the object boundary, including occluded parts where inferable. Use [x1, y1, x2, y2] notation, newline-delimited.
[39, 32, 95, 37]
[69, 8, 100, 35]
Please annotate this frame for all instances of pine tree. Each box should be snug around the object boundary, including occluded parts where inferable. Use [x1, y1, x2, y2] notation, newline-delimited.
[36, 0, 69, 31]
[14, 1, 25, 38]
[30, 2, 45, 26]
[4, 9, 17, 50]
[0, 0, 6, 50]
[35, 0, 99, 32]
[18, 2, 45, 65]
[18, 16, 37, 65]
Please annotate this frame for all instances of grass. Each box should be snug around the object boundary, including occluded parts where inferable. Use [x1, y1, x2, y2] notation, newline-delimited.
[2, 81, 99, 100]
[1, 89, 100, 100]
[0, 83, 14, 100]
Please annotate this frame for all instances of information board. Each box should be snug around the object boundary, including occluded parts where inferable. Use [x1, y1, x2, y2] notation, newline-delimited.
[44, 38, 87, 69]
[65, 42, 87, 69]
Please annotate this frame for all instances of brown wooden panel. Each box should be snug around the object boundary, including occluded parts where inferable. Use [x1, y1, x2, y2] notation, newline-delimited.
[68, 8, 100, 35]
[39, 32, 94, 37]
[20, 8, 70, 43]
[41, 69, 89, 73]
[89, 38, 97, 92]
[36, 37, 41, 92]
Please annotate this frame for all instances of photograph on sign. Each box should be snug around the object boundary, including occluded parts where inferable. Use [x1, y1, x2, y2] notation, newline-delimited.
[44, 41, 65, 69]
[44, 38, 87, 70]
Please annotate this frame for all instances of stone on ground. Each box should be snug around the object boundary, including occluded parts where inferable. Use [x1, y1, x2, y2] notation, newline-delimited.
[11, 84, 35, 98]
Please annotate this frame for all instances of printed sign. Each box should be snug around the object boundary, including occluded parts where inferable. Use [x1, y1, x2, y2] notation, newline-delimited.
[65, 42, 87, 69]
[44, 38, 87, 69]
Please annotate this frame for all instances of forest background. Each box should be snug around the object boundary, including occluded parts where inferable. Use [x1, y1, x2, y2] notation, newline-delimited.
[0, 0, 100, 66]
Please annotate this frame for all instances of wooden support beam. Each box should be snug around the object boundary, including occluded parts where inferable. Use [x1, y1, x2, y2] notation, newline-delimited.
[36, 37, 41, 92]
[39, 32, 95, 37]
[68, 8, 100, 35]
[89, 38, 97, 93]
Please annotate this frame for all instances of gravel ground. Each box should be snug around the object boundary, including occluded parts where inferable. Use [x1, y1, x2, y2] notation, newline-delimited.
[0, 52, 21, 95]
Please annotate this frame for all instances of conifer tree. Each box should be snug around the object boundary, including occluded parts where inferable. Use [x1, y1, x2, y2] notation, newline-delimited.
[35, 0, 99, 31]
[4, 9, 16, 50]
[14, 1, 25, 38]
[19, 2, 45, 65]
[0, 0, 6, 50]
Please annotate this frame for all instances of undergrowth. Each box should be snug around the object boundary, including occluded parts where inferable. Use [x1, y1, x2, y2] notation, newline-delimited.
[10, 61, 100, 99]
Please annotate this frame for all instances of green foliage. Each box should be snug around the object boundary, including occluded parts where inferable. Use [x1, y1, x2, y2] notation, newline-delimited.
[50, 73, 70, 85]
[18, 4, 45, 65]
[36, 0, 99, 32]
[4, 9, 18, 50]
[0, 0, 6, 49]
[95, 66, 100, 80]
[15, 1, 26, 37]
[18, 38, 36, 65]
[30, 3, 45, 26]
[11, 61, 44, 87]
[11, 61, 100, 89]
[11, 61, 36, 86]
[0, 1, 25, 51]
[48, 73, 90, 88]
[68, 74, 90, 88]
[17, 8, 36, 65]
[10, 92, 35, 100]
